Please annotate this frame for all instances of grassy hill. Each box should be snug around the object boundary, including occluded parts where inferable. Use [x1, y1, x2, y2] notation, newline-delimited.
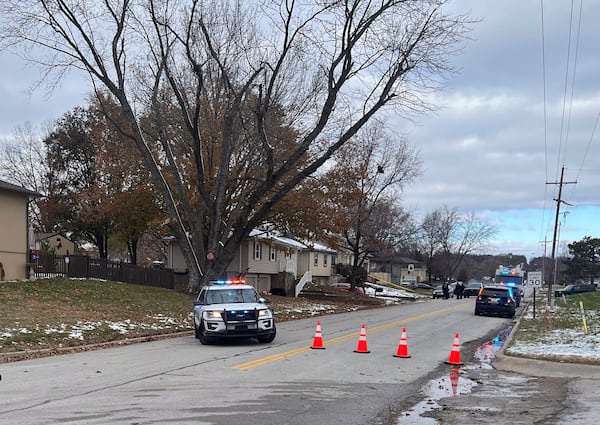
[0, 279, 194, 357]
[0, 278, 385, 360]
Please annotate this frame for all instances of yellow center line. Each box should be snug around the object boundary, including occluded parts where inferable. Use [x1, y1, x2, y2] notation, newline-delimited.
[231, 302, 467, 370]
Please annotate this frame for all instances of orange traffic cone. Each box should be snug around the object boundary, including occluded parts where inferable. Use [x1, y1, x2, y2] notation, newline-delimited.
[311, 320, 326, 349]
[449, 367, 460, 396]
[393, 327, 411, 358]
[354, 323, 370, 353]
[444, 333, 464, 365]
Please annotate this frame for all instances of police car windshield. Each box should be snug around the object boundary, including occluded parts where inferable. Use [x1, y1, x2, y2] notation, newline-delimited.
[206, 288, 260, 304]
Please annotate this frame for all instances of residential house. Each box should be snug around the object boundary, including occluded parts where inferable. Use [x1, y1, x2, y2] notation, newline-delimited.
[34, 232, 79, 256]
[369, 255, 427, 285]
[164, 229, 338, 294]
[229, 229, 306, 294]
[165, 229, 306, 294]
[0, 179, 40, 280]
[296, 241, 337, 286]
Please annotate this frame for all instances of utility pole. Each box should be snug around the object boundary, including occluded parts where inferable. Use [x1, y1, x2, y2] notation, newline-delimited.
[546, 166, 576, 306]
[539, 237, 552, 284]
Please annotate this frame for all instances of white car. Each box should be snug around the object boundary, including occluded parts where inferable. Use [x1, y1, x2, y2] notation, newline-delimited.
[193, 281, 276, 345]
[432, 283, 456, 299]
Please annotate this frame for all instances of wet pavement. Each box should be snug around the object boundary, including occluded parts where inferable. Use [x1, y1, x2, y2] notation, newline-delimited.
[394, 325, 600, 425]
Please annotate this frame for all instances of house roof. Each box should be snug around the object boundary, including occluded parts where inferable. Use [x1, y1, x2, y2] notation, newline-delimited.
[35, 232, 74, 242]
[0, 179, 41, 197]
[371, 255, 424, 266]
[303, 241, 337, 254]
[249, 228, 336, 253]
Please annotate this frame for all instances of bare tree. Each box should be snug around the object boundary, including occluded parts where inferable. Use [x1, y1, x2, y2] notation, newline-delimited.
[0, 122, 51, 231]
[321, 126, 421, 287]
[417, 208, 444, 282]
[0, 0, 472, 291]
[433, 205, 497, 280]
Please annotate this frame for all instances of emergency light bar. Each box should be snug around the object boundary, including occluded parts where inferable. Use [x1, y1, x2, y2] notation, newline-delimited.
[211, 279, 246, 285]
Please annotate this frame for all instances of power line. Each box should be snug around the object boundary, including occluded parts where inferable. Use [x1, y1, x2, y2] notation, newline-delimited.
[538, 0, 551, 246]
[556, 0, 575, 179]
[567, 111, 599, 203]
[563, 0, 583, 169]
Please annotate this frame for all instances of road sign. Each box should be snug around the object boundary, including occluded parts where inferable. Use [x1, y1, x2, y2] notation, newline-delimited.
[528, 271, 542, 287]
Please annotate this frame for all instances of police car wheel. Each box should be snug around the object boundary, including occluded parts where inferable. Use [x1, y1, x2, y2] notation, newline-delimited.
[257, 326, 276, 343]
[198, 320, 214, 345]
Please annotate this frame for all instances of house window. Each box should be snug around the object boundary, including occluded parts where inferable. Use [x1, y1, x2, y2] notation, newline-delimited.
[270, 245, 276, 261]
[254, 241, 262, 260]
[285, 249, 291, 259]
[323, 254, 328, 267]
[314, 253, 319, 267]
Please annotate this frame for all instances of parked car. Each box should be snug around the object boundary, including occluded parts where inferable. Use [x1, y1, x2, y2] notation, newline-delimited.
[474, 285, 516, 318]
[415, 282, 433, 290]
[505, 282, 524, 307]
[432, 283, 456, 299]
[554, 283, 597, 298]
[463, 281, 483, 298]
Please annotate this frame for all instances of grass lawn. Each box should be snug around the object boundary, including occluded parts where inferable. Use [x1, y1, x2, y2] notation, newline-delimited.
[505, 289, 600, 364]
[0, 278, 195, 355]
[0, 278, 384, 360]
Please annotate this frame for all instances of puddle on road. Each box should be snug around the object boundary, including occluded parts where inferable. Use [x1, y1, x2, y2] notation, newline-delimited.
[396, 367, 476, 424]
[395, 327, 510, 425]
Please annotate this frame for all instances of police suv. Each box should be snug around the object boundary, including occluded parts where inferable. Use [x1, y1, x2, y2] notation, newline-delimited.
[193, 280, 276, 345]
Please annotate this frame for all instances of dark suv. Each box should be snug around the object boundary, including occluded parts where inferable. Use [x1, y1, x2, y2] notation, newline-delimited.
[474, 285, 516, 318]
[554, 284, 596, 298]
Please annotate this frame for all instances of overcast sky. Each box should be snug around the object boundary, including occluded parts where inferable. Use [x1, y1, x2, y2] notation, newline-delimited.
[399, 0, 600, 260]
[0, 1, 598, 261]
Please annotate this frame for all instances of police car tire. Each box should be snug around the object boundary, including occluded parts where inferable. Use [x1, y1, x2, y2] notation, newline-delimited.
[257, 327, 276, 344]
[198, 321, 213, 345]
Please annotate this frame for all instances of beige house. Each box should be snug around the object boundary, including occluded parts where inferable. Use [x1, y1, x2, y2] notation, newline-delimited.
[296, 241, 337, 286]
[0, 179, 39, 281]
[34, 232, 79, 256]
[165, 229, 337, 294]
[369, 255, 427, 285]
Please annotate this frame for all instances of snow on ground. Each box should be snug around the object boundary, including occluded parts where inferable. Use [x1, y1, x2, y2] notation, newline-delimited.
[506, 302, 600, 361]
[506, 327, 600, 360]
[365, 282, 418, 301]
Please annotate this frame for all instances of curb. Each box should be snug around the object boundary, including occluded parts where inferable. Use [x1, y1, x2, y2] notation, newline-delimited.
[0, 331, 193, 363]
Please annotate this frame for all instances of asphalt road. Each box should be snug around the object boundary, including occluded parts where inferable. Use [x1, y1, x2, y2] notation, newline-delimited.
[394, 288, 600, 425]
[0, 298, 509, 425]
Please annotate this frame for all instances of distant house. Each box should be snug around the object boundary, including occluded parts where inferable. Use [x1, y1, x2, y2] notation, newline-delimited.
[164, 228, 338, 294]
[0, 179, 40, 280]
[34, 232, 80, 256]
[369, 255, 427, 285]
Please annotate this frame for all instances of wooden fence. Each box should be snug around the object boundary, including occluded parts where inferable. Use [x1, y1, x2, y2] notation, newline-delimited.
[30, 253, 189, 291]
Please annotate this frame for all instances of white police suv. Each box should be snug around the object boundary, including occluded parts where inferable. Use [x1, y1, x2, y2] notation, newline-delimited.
[193, 280, 276, 344]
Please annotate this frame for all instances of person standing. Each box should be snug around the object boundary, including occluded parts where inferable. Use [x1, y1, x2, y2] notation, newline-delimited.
[442, 281, 450, 299]
[455, 281, 464, 299]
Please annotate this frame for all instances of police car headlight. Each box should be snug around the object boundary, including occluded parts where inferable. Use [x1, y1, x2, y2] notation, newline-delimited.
[205, 310, 223, 319]
[258, 309, 272, 318]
